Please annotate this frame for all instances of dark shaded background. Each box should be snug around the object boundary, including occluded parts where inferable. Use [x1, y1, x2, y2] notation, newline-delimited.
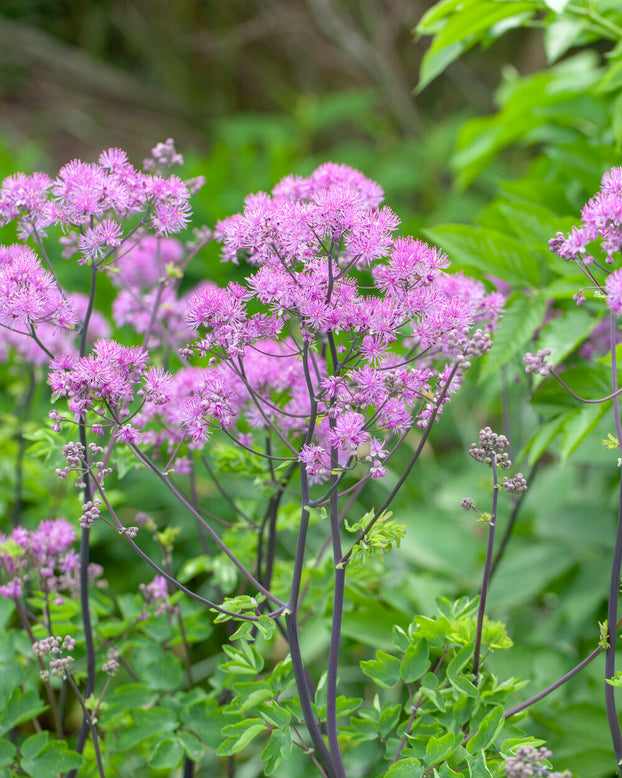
[0, 0, 543, 166]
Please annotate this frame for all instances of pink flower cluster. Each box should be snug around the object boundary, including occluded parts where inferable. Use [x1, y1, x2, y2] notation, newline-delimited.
[0, 518, 77, 600]
[0, 146, 191, 247]
[549, 166, 622, 316]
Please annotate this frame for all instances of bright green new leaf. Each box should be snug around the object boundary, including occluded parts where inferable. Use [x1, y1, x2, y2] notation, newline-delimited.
[425, 732, 462, 767]
[361, 650, 402, 688]
[400, 639, 429, 683]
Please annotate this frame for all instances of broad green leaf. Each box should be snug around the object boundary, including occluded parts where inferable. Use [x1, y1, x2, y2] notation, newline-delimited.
[0, 689, 47, 736]
[417, 42, 467, 93]
[400, 639, 429, 683]
[20, 732, 48, 760]
[0, 739, 15, 768]
[108, 683, 159, 710]
[382, 758, 425, 777]
[361, 650, 402, 688]
[420, 673, 446, 711]
[467, 706, 505, 752]
[259, 702, 291, 730]
[559, 402, 610, 459]
[479, 293, 548, 381]
[378, 703, 403, 738]
[149, 737, 184, 770]
[178, 731, 204, 761]
[521, 416, 565, 465]
[21, 742, 83, 778]
[142, 652, 184, 690]
[544, 18, 584, 63]
[534, 306, 595, 375]
[423, 224, 542, 286]
[425, 732, 462, 766]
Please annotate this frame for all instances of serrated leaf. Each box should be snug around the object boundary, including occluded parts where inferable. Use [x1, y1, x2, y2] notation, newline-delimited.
[535, 307, 595, 374]
[544, 18, 584, 63]
[480, 293, 547, 380]
[400, 639, 429, 683]
[417, 41, 467, 92]
[423, 224, 542, 286]
[559, 402, 610, 459]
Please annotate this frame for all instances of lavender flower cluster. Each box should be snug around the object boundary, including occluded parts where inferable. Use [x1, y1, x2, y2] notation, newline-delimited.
[0, 144, 506, 488]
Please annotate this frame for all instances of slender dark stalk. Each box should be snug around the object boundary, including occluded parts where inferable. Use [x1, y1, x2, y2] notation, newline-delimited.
[473, 454, 499, 683]
[325, 437, 346, 778]
[286, 467, 336, 778]
[69, 264, 98, 776]
[607, 312, 622, 773]
[504, 644, 603, 719]
[65, 673, 106, 778]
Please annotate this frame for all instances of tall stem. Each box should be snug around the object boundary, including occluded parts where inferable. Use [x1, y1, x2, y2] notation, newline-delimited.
[285, 467, 336, 777]
[473, 455, 498, 683]
[70, 264, 98, 772]
[326, 439, 346, 778]
[607, 312, 622, 773]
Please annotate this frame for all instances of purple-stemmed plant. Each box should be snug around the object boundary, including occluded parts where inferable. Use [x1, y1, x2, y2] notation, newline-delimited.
[0, 142, 510, 777]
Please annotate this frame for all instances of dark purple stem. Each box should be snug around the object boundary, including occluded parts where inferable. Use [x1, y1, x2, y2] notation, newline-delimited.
[607, 312, 622, 774]
[473, 454, 498, 683]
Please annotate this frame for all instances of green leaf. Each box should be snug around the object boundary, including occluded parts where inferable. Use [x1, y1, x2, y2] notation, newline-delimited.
[423, 224, 542, 286]
[480, 293, 548, 380]
[361, 650, 402, 688]
[400, 639, 429, 683]
[178, 731, 205, 761]
[142, 652, 184, 691]
[382, 758, 424, 777]
[420, 673, 446, 712]
[559, 402, 610, 460]
[21, 742, 83, 778]
[544, 18, 584, 64]
[149, 737, 184, 770]
[108, 683, 159, 710]
[261, 729, 293, 775]
[425, 732, 462, 766]
[20, 732, 48, 760]
[466, 706, 505, 753]
[0, 739, 16, 768]
[259, 702, 291, 730]
[535, 306, 595, 372]
[465, 750, 493, 778]
[446, 643, 474, 680]
[417, 41, 467, 93]
[218, 718, 266, 756]
[450, 674, 479, 698]
[0, 689, 47, 736]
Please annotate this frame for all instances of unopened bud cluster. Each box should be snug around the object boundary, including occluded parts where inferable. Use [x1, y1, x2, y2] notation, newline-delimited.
[469, 427, 511, 470]
[33, 635, 76, 680]
[503, 473, 528, 494]
[505, 746, 570, 778]
[524, 348, 553, 377]
[80, 498, 101, 529]
[102, 647, 120, 675]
